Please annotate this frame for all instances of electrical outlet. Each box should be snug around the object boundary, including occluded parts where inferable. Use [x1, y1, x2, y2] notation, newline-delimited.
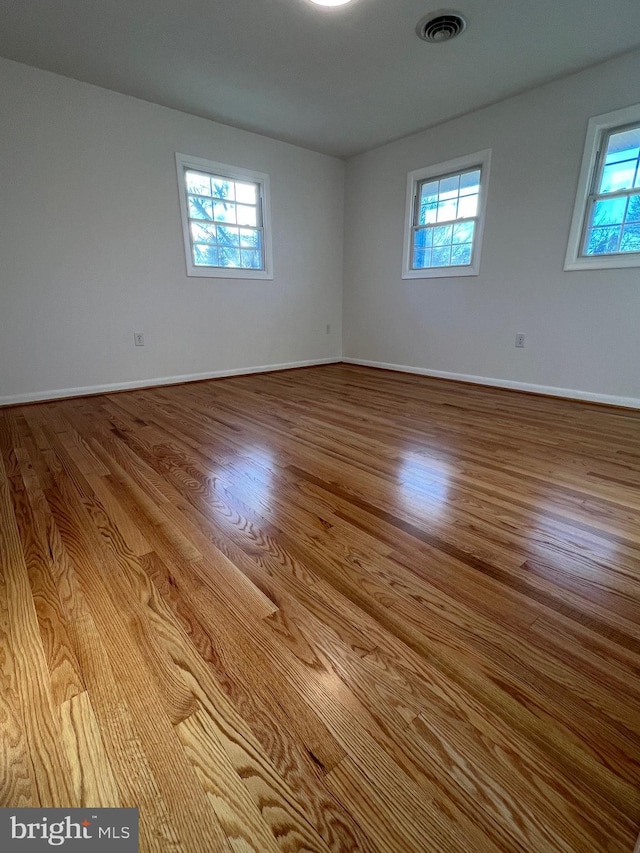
[326, 324, 331, 334]
[515, 334, 525, 348]
[134, 332, 145, 346]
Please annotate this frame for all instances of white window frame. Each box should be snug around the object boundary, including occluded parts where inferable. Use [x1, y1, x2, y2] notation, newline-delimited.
[175, 152, 273, 280]
[402, 149, 491, 280]
[565, 104, 640, 271]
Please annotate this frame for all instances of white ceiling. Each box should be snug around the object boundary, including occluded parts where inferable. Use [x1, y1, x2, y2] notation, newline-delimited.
[1, 0, 640, 158]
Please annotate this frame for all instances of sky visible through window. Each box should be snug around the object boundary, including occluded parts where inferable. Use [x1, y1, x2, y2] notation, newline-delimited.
[185, 170, 263, 270]
[584, 126, 640, 256]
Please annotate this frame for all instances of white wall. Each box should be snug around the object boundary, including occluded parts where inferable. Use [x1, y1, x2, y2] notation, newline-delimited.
[343, 49, 640, 406]
[0, 59, 343, 404]
[3, 51, 640, 407]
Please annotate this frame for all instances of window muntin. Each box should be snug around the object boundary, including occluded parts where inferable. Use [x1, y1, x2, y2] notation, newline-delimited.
[175, 154, 273, 280]
[581, 123, 640, 258]
[402, 149, 490, 279]
[412, 168, 481, 269]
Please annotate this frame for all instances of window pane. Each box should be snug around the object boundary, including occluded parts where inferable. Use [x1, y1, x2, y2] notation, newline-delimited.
[437, 199, 458, 222]
[191, 222, 217, 244]
[451, 243, 472, 265]
[213, 201, 236, 224]
[239, 228, 261, 248]
[439, 175, 459, 199]
[186, 171, 211, 196]
[459, 170, 480, 195]
[620, 224, 640, 252]
[457, 194, 478, 218]
[602, 126, 640, 195]
[420, 181, 439, 204]
[414, 228, 433, 249]
[604, 126, 640, 165]
[235, 182, 257, 204]
[591, 197, 627, 226]
[452, 221, 475, 244]
[240, 249, 263, 269]
[236, 204, 257, 226]
[218, 246, 240, 267]
[419, 203, 438, 225]
[217, 225, 240, 247]
[600, 161, 637, 193]
[419, 181, 438, 224]
[585, 226, 621, 255]
[626, 194, 640, 223]
[193, 244, 219, 266]
[211, 179, 235, 200]
[188, 196, 213, 220]
[431, 246, 452, 266]
[417, 172, 482, 226]
[413, 248, 432, 268]
[432, 224, 453, 246]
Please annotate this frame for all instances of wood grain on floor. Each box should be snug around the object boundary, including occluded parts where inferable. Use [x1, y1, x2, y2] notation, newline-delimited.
[1, 364, 639, 852]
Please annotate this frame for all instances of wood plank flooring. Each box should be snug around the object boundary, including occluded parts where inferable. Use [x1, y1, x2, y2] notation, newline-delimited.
[1, 363, 639, 852]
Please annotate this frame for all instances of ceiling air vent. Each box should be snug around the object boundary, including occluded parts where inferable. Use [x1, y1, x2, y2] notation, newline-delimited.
[416, 10, 466, 43]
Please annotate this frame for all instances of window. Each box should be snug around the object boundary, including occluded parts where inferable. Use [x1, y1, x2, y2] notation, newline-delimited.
[176, 153, 273, 279]
[565, 105, 640, 271]
[402, 149, 491, 279]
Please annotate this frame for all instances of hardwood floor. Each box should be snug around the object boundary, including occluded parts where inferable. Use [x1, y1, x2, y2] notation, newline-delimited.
[1, 363, 639, 852]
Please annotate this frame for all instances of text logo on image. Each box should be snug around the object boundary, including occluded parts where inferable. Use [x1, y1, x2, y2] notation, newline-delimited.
[0, 809, 138, 850]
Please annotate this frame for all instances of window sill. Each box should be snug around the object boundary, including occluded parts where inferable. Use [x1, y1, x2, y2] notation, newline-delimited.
[186, 266, 274, 280]
[402, 265, 479, 280]
[564, 253, 640, 272]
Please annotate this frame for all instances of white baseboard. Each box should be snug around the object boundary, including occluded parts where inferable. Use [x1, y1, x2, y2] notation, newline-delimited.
[0, 357, 341, 407]
[342, 357, 640, 410]
[4, 356, 638, 410]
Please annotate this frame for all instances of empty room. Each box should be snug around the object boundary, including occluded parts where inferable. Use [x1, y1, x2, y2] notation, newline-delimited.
[1, 0, 640, 851]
